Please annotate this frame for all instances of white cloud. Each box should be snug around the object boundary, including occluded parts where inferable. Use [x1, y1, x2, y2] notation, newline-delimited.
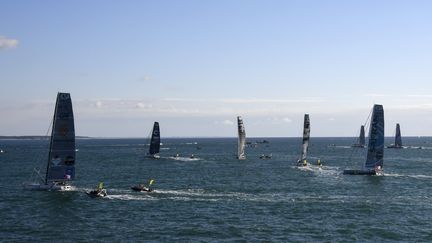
[138, 75, 152, 82]
[223, 120, 234, 125]
[282, 117, 292, 123]
[0, 36, 18, 50]
[136, 102, 152, 109]
[95, 101, 103, 108]
[216, 120, 234, 126]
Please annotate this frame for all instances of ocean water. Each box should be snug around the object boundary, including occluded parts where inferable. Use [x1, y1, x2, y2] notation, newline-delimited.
[1, 137, 432, 242]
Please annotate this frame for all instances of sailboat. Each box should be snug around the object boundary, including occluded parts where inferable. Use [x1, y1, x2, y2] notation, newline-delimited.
[237, 116, 246, 160]
[387, 123, 403, 149]
[23, 92, 76, 191]
[147, 122, 161, 159]
[351, 125, 366, 148]
[343, 104, 384, 176]
[296, 114, 310, 166]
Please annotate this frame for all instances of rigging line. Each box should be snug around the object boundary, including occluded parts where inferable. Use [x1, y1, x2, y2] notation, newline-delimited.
[347, 106, 373, 163]
[28, 114, 55, 182]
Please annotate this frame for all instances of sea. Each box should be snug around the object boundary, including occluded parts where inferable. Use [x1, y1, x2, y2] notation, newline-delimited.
[1, 137, 432, 242]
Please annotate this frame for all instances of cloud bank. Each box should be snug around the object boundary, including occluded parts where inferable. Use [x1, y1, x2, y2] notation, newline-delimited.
[0, 36, 18, 50]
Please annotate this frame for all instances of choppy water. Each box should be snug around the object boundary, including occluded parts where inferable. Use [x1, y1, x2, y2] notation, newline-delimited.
[1, 137, 432, 242]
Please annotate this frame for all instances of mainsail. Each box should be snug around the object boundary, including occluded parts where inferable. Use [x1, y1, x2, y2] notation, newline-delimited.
[301, 114, 310, 161]
[352, 125, 366, 147]
[149, 122, 160, 155]
[395, 123, 402, 147]
[45, 93, 75, 183]
[364, 104, 384, 169]
[237, 116, 246, 160]
[359, 125, 366, 146]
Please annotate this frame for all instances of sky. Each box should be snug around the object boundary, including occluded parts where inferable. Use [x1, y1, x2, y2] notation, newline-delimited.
[1, 0, 432, 137]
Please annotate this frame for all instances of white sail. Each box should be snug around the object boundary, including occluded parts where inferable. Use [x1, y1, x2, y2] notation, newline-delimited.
[237, 116, 246, 160]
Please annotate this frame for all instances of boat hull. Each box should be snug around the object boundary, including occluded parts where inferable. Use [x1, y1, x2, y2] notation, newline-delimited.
[131, 186, 153, 192]
[23, 182, 76, 191]
[147, 154, 160, 159]
[86, 189, 107, 198]
[343, 169, 381, 175]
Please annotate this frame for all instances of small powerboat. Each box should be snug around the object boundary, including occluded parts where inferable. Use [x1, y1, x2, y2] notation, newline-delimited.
[86, 182, 107, 198]
[259, 154, 272, 159]
[131, 179, 155, 192]
[86, 188, 107, 198]
[131, 184, 153, 192]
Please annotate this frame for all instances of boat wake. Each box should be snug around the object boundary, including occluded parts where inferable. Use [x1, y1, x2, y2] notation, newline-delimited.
[106, 194, 156, 201]
[167, 156, 201, 162]
[383, 173, 432, 179]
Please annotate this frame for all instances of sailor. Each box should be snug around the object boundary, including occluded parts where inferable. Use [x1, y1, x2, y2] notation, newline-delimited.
[317, 159, 322, 166]
[302, 160, 307, 166]
[190, 154, 195, 159]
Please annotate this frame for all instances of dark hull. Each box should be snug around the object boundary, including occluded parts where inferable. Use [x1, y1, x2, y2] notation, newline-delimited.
[386, 145, 403, 149]
[86, 190, 107, 198]
[343, 169, 376, 175]
[131, 186, 153, 192]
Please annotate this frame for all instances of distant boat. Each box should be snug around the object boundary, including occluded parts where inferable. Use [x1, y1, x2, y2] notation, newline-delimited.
[237, 116, 246, 160]
[344, 104, 384, 176]
[131, 179, 155, 192]
[296, 114, 310, 166]
[86, 182, 107, 198]
[147, 122, 161, 159]
[259, 153, 272, 160]
[23, 93, 76, 191]
[351, 125, 366, 148]
[387, 123, 403, 149]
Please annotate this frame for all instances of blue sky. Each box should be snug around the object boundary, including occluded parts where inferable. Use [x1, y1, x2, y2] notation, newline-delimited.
[1, 1, 432, 137]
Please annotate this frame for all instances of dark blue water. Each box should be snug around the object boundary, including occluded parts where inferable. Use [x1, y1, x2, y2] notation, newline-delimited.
[1, 137, 432, 242]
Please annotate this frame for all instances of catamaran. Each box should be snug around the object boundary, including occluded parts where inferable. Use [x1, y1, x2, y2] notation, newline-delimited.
[344, 104, 384, 176]
[23, 92, 76, 191]
[351, 125, 366, 148]
[387, 123, 403, 149]
[237, 116, 246, 160]
[297, 114, 310, 166]
[147, 122, 161, 159]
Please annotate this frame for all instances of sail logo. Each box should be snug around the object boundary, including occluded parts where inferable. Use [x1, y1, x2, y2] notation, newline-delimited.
[59, 93, 70, 100]
[60, 126, 68, 136]
[52, 156, 62, 166]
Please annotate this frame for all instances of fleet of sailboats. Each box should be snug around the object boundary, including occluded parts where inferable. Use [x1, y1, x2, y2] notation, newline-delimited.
[19, 91, 415, 195]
